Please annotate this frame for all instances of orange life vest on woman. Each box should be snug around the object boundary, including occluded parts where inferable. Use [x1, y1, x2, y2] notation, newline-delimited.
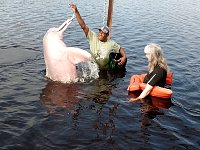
[128, 72, 173, 98]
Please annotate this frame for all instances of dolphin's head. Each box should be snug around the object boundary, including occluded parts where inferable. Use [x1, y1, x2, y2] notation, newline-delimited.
[44, 27, 64, 41]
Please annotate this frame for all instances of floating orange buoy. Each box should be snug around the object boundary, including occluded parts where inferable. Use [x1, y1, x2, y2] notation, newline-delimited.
[128, 72, 173, 98]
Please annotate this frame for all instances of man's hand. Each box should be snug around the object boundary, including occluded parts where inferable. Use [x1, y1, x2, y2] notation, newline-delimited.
[118, 47, 126, 66]
[69, 3, 77, 13]
[117, 56, 126, 66]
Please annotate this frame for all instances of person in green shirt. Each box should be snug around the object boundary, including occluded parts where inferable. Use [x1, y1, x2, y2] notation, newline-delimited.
[70, 3, 127, 70]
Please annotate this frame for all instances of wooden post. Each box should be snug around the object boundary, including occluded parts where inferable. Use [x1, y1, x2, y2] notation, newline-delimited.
[107, 0, 114, 39]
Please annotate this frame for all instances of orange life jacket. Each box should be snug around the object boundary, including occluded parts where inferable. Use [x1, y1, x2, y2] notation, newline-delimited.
[128, 72, 173, 98]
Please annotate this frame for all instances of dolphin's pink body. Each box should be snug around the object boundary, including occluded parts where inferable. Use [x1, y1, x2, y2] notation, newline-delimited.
[43, 15, 91, 83]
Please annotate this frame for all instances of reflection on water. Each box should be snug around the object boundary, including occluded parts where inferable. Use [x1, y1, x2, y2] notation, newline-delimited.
[1, 0, 200, 149]
[3, 74, 121, 149]
[129, 90, 173, 127]
[40, 81, 83, 113]
[40, 69, 126, 113]
[37, 77, 121, 149]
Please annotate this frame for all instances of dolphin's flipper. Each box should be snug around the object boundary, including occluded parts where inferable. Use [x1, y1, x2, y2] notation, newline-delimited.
[64, 47, 91, 64]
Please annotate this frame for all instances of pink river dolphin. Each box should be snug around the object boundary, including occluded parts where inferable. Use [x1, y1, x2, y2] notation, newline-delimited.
[43, 15, 92, 83]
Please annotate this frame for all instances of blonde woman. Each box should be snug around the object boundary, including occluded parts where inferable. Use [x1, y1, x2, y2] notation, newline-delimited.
[129, 43, 168, 102]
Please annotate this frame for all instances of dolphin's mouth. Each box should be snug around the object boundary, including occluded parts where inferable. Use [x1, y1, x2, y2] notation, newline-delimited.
[58, 14, 76, 32]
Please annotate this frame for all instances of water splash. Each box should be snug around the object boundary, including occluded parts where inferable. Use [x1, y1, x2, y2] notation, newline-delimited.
[76, 60, 99, 83]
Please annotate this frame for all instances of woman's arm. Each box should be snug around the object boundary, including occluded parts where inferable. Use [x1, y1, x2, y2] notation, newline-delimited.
[128, 73, 158, 102]
[128, 84, 153, 102]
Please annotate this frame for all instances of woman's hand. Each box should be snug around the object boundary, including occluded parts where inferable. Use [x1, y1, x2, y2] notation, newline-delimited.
[128, 97, 142, 102]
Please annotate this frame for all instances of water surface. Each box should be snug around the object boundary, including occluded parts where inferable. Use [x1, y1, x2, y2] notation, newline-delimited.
[0, 0, 200, 149]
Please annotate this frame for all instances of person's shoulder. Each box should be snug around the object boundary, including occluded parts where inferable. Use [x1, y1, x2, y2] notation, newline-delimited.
[87, 28, 97, 38]
[92, 29, 98, 36]
[87, 27, 91, 33]
[109, 39, 116, 42]
[154, 66, 166, 74]
[108, 39, 118, 45]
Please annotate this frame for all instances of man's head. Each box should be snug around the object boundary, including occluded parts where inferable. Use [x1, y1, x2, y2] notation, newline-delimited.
[98, 26, 110, 42]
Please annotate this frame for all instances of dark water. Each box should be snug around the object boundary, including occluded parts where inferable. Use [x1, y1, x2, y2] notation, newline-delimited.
[0, 0, 200, 149]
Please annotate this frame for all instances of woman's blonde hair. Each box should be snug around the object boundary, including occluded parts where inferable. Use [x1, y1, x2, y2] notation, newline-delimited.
[144, 43, 168, 72]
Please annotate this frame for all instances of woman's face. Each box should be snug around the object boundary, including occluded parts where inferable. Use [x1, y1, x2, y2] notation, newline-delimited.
[144, 47, 151, 62]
